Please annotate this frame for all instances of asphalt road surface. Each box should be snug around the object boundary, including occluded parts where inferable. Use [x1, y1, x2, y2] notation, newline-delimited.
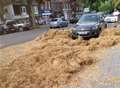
[0, 27, 49, 48]
[0, 24, 73, 48]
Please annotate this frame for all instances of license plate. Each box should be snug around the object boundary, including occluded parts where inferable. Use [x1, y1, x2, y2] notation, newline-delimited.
[77, 31, 88, 35]
[11, 29, 15, 31]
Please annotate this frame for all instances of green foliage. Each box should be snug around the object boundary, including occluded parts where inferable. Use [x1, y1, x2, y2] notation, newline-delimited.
[99, 0, 113, 13]
[112, 0, 120, 9]
[76, 0, 119, 12]
[21, 0, 27, 5]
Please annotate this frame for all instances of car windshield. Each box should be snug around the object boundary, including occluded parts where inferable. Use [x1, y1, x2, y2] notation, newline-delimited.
[78, 14, 99, 23]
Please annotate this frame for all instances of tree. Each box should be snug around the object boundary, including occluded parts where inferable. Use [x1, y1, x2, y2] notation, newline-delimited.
[112, 0, 120, 9]
[99, 0, 113, 13]
[27, 0, 48, 26]
[76, 0, 99, 10]
[0, 0, 11, 21]
[26, 0, 35, 26]
[75, 0, 118, 12]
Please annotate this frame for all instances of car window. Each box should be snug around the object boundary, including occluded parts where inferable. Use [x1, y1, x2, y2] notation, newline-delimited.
[78, 14, 100, 23]
[51, 19, 57, 21]
[58, 18, 62, 21]
[7, 21, 16, 25]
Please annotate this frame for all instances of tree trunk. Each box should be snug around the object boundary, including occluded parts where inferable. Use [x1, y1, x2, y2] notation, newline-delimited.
[27, 0, 35, 26]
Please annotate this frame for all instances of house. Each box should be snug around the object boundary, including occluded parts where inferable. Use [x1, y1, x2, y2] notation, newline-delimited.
[4, 0, 39, 20]
[51, 0, 63, 17]
[3, 0, 52, 24]
[38, 0, 52, 24]
[3, 0, 81, 22]
[51, 0, 82, 20]
[38, 0, 52, 16]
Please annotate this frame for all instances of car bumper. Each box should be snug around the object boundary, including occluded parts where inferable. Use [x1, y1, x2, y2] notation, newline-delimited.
[72, 30, 96, 37]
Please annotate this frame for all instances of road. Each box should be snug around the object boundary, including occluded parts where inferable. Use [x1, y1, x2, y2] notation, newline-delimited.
[0, 24, 73, 49]
[0, 26, 49, 48]
[0, 23, 119, 49]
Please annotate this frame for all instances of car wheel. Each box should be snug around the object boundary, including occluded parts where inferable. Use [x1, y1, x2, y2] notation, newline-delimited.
[58, 25, 62, 28]
[94, 29, 101, 38]
[69, 33, 77, 39]
[95, 33, 99, 37]
[3, 30, 7, 34]
[19, 27, 24, 32]
[50, 27, 53, 29]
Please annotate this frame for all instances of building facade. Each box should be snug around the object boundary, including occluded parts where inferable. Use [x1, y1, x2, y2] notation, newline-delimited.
[3, 0, 82, 21]
[51, 0, 63, 17]
[4, 0, 40, 20]
[51, 0, 82, 20]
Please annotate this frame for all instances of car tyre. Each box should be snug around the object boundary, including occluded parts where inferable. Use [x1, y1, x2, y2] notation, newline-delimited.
[94, 28, 101, 38]
[50, 27, 53, 29]
[19, 27, 24, 32]
[69, 33, 77, 40]
[3, 30, 7, 34]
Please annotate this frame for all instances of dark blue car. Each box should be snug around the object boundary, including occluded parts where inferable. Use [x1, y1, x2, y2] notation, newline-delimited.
[0, 24, 5, 35]
[71, 13, 106, 39]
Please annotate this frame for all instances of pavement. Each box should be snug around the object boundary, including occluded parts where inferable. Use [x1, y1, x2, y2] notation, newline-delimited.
[79, 45, 120, 88]
[98, 45, 120, 88]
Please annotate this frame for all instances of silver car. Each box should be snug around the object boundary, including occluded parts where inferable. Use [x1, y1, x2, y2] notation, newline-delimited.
[49, 18, 68, 28]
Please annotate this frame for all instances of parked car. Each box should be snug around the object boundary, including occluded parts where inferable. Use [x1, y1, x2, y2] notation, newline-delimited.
[104, 15, 118, 23]
[3, 20, 18, 33]
[0, 24, 5, 35]
[3, 20, 31, 33]
[14, 20, 31, 32]
[70, 13, 106, 39]
[49, 18, 68, 28]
